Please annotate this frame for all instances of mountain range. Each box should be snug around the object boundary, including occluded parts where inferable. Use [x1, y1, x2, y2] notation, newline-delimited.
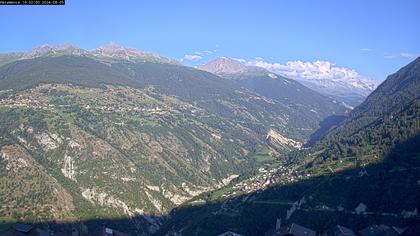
[0, 44, 379, 107]
[0, 44, 418, 235]
[0, 44, 348, 234]
[0, 44, 180, 67]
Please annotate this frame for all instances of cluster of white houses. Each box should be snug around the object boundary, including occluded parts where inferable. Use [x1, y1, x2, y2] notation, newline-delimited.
[0, 96, 52, 110]
[222, 165, 306, 198]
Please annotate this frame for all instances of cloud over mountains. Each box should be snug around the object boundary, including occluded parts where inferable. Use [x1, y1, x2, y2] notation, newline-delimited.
[247, 59, 372, 83]
[183, 54, 202, 61]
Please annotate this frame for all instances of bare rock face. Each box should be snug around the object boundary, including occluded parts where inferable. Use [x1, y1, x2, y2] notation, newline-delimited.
[8, 43, 180, 65]
[35, 132, 62, 151]
[61, 154, 76, 180]
[266, 128, 302, 149]
[222, 174, 239, 185]
[162, 188, 189, 205]
[81, 188, 132, 215]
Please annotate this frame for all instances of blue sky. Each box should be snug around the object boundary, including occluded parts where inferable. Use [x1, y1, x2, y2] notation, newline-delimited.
[0, 0, 419, 80]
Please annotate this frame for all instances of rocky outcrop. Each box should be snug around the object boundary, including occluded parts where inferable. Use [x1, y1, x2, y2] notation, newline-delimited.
[266, 128, 302, 149]
[81, 188, 132, 215]
[35, 132, 62, 151]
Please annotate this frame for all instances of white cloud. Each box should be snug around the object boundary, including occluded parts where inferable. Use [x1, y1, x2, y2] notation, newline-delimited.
[384, 52, 419, 59]
[249, 58, 377, 83]
[360, 48, 372, 51]
[247, 58, 381, 93]
[203, 50, 213, 55]
[184, 49, 217, 62]
[248, 59, 354, 80]
[194, 50, 213, 56]
[184, 54, 203, 61]
[233, 58, 246, 63]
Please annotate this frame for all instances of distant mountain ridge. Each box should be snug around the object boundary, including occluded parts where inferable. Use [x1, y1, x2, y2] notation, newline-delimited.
[297, 74, 379, 97]
[0, 43, 180, 66]
[294, 75, 381, 107]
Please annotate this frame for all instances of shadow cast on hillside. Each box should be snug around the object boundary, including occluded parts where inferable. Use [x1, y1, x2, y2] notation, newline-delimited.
[1, 136, 419, 236]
